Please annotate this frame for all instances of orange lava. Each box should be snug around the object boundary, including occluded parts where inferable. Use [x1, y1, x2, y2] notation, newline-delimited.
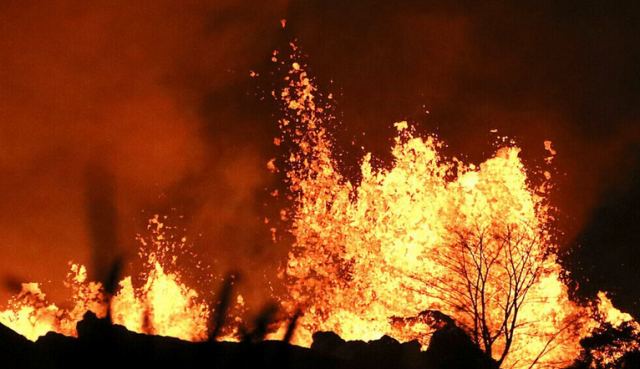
[0, 43, 638, 369]
[272, 46, 640, 368]
[0, 215, 219, 342]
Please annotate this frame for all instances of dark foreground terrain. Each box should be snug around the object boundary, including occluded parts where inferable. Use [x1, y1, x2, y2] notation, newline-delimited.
[5, 312, 640, 369]
[0, 312, 497, 369]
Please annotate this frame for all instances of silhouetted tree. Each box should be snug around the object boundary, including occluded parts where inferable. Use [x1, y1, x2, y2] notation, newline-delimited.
[404, 223, 572, 368]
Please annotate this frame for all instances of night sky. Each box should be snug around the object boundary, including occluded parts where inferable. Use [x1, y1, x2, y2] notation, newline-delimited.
[0, 1, 639, 315]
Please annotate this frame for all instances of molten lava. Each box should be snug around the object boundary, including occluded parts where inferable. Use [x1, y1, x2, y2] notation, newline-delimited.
[0, 43, 638, 369]
[0, 215, 215, 342]
[271, 46, 640, 368]
[0, 264, 104, 341]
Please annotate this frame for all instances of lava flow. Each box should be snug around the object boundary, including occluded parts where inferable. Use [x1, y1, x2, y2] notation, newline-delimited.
[1, 44, 639, 369]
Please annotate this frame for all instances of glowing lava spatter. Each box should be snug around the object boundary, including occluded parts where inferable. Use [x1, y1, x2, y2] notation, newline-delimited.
[1, 42, 639, 369]
[0, 264, 105, 341]
[109, 215, 211, 341]
[0, 215, 219, 342]
[272, 45, 640, 368]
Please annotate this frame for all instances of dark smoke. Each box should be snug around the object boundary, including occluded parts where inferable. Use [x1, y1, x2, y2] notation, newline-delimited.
[0, 0, 289, 307]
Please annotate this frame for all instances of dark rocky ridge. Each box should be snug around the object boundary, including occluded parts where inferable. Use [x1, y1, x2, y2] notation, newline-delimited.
[9, 311, 640, 368]
[0, 311, 497, 369]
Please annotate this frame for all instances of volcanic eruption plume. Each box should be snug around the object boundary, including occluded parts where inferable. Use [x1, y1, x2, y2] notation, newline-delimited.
[0, 41, 639, 369]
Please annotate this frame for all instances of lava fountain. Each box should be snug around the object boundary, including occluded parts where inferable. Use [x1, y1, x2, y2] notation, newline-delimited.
[271, 45, 639, 368]
[0, 215, 222, 342]
[0, 43, 638, 369]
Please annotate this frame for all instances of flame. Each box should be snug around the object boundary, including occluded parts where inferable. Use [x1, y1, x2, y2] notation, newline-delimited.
[272, 47, 639, 368]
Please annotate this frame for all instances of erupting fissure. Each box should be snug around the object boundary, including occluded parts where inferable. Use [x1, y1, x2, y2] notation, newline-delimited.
[1, 43, 638, 369]
[270, 45, 640, 368]
[0, 215, 219, 342]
